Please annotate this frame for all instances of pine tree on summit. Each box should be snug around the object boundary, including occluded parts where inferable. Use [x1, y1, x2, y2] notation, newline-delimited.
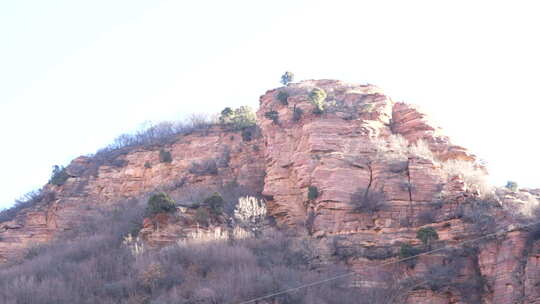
[280, 71, 294, 85]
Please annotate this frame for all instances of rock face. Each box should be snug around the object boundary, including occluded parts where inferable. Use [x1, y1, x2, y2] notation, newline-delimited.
[0, 128, 265, 262]
[257, 80, 474, 234]
[1, 79, 539, 303]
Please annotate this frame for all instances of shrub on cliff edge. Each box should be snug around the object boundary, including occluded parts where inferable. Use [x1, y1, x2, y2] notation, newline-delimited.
[309, 87, 327, 114]
[417, 227, 439, 249]
[505, 181, 518, 192]
[159, 149, 172, 163]
[219, 106, 257, 131]
[202, 192, 225, 215]
[399, 243, 423, 268]
[264, 110, 279, 124]
[280, 71, 294, 85]
[49, 165, 70, 186]
[147, 192, 176, 215]
[350, 188, 387, 213]
[0, 190, 55, 223]
[276, 91, 289, 105]
[189, 159, 219, 175]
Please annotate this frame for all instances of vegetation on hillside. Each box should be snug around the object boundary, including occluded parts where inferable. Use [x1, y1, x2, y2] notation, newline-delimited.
[146, 192, 176, 216]
[309, 87, 327, 114]
[505, 181, 518, 192]
[264, 110, 279, 124]
[0, 190, 56, 223]
[218, 106, 257, 131]
[0, 196, 388, 304]
[350, 188, 387, 214]
[308, 185, 319, 200]
[49, 165, 70, 186]
[416, 227, 439, 249]
[276, 90, 289, 105]
[2, 77, 540, 304]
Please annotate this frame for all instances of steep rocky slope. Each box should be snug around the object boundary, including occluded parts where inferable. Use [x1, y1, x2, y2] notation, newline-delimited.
[257, 80, 540, 303]
[1, 79, 539, 303]
[0, 128, 265, 262]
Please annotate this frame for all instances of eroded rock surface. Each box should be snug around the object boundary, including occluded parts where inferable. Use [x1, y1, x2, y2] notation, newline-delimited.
[0, 128, 265, 262]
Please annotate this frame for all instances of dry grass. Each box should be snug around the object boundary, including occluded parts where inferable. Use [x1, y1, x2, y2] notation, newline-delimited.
[372, 134, 409, 162]
[408, 139, 435, 162]
[234, 196, 267, 235]
[441, 160, 492, 197]
[350, 188, 387, 213]
[372, 135, 434, 163]
[176, 226, 231, 246]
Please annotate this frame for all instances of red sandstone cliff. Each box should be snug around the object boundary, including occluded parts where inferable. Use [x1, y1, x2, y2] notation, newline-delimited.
[1, 79, 539, 303]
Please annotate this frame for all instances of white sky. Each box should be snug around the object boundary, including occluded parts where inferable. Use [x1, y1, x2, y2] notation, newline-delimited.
[1, 0, 539, 209]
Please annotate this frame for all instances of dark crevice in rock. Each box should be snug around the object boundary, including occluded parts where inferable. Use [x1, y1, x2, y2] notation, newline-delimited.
[405, 159, 413, 203]
[364, 162, 374, 199]
[405, 158, 414, 224]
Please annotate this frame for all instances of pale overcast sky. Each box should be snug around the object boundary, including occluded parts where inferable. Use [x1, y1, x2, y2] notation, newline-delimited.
[1, 0, 539, 209]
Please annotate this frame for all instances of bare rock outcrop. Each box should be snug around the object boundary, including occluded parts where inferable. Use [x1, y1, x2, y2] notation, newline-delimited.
[257, 80, 474, 235]
[0, 128, 265, 261]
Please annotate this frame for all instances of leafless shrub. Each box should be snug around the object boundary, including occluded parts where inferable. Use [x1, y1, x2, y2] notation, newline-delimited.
[0, 190, 56, 223]
[441, 160, 492, 197]
[0, 199, 146, 304]
[234, 196, 267, 236]
[84, 115, 217, 176]
[414, 262, 464, 301]
[400, 180, 416, 193]
[526, 206, 540, 241]
[216, 148, 230, 168]
[429, 199, 444, 209]
[351, 188, 387, 213]
[1, 186, 414, 304]
[364, 136, 438, 172]
[417, 249, 483, 304]
[459, 198, 499, 234]
[189, 159, 218, 175]
[389, 160, 408, 173]
[422, 256, 463, 291]
[498, 188, 540, 218]
[139, 263, 164, 291]
[187, 113, 215, 131]
[332, 236, 394, 261]
[417, 209, 437, 225]
[108, 120, 198, 149]
[399, 217, 413, 228]
[305, 209, 316, 235]
[408, 139, 435, 162]
[372, 134, 409, 162]
[292, 105, 303, 122]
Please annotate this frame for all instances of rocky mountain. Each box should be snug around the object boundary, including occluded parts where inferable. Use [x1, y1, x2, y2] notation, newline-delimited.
[1, 79, 539, 303]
